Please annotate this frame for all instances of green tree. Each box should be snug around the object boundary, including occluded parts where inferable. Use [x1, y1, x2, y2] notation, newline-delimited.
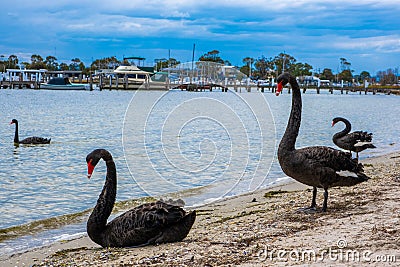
[320, 68, 335, 81]
[253, 56, 273, 79]
[30, 54, 46, 69]
[338, 69, 353, 82]
[155, 58, 180, 70]
[8, 55, 19, 68]
[273, 53, 296, 75]
[338, 58, 353, 82]
[121, 58, 130, 66]
[377, 69, 397, 85]
[45, 56, 59, 71]
[0, 55, 6, 72]
[289, 62, 313, 77]
[359, 71, 371, 82]
[69, 58, 83, 71]
[339, 57, 351, 71]
[105, 56, 119, 69]
[79, 62, 86, 71]
[20, 61, 31, 69]
[91, 56, 120, 70]
[59, 62, 69, 71]
[198, 50, 225, 64]
[168, 58, 180, 67]
[239, 65, 249, 77]
[242, 57, 254, 77]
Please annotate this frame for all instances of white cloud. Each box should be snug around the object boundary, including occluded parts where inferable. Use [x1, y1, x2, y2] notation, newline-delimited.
[160, 10, 190, 18]
[332, 35, 400, 53]
[0, 0, 399, 73]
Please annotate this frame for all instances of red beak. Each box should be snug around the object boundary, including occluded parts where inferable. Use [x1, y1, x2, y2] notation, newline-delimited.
[276, 82, 283, 96]
[9, 121, 14, 124]
[331, 121, 336, 127]
[87, 159, 94, 179]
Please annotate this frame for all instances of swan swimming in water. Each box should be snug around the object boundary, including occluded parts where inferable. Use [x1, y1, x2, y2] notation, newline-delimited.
[10, 119, 51, 145]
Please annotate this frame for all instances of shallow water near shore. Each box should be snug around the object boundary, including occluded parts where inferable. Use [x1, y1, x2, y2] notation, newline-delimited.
[0, 88, 399, 256]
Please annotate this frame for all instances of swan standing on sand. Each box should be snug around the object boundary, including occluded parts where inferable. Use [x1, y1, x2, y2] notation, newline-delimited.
[332, 117, 376, 159]
[86, 149, 196, 247]
[10, 119, 51, 145]
[276, 73, 370, 212]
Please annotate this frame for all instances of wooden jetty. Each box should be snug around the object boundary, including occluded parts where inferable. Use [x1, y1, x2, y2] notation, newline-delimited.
[0, 69, 47, 89]
[173, 83, 228, 92]
[0, 69, 85, 89]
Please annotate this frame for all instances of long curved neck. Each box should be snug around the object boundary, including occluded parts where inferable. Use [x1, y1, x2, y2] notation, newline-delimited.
[279, 76, 302, 152]
[333, 118, 351, 139]
[13, 122, 19, 143]
[87, 153, 117, 245]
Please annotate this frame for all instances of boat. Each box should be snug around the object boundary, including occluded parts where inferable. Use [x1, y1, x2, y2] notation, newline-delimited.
[147, 71, 170, 90]
[114, 65, 150, 82]
[40, 77, 88, 90]
[113, 66, 169, 90]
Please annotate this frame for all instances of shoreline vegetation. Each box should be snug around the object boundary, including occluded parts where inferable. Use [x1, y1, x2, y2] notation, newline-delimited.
[3, 151, 400, 266]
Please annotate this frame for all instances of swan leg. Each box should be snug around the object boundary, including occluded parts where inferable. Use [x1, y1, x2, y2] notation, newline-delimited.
[296, 187, 317, 213]
[311, 186, 317, 208]
[322, 188, 328, 212]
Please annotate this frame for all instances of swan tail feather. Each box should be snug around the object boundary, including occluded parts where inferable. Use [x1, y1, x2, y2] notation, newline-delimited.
[154, 210, 196, 244]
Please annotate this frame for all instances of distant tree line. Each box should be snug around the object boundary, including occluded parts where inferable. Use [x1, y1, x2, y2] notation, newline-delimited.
[0, 51, 398, 85]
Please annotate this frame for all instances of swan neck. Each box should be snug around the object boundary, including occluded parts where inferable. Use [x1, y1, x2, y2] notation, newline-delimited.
[279, 78, 301, 152]
[13, 122, 19, 143]
[87, 156, 117, 244]
[334, 119, 351, 139]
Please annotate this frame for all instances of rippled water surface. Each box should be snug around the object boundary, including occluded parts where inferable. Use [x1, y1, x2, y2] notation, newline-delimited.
[0, 89, 135, 229]
[0, 88, 399, 255]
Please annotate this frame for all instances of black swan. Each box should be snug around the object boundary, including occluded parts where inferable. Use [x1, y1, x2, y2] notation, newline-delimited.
[276, 73, 370, 212]
[10, 119, 51, 145]
[86, 148, 196, 247]
[332, 117, 376, 159]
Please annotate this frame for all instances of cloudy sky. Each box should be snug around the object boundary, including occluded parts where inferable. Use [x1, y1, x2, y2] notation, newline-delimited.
[0, 0, 399, 75]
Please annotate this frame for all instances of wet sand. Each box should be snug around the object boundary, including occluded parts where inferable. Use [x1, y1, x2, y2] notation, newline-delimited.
[4, 152, 400, 266]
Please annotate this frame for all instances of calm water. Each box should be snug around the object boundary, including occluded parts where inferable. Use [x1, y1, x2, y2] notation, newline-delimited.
[0, 88, 399, 255]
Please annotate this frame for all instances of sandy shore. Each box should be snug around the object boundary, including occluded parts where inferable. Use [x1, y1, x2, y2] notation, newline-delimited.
[3, 152, 400, 266]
